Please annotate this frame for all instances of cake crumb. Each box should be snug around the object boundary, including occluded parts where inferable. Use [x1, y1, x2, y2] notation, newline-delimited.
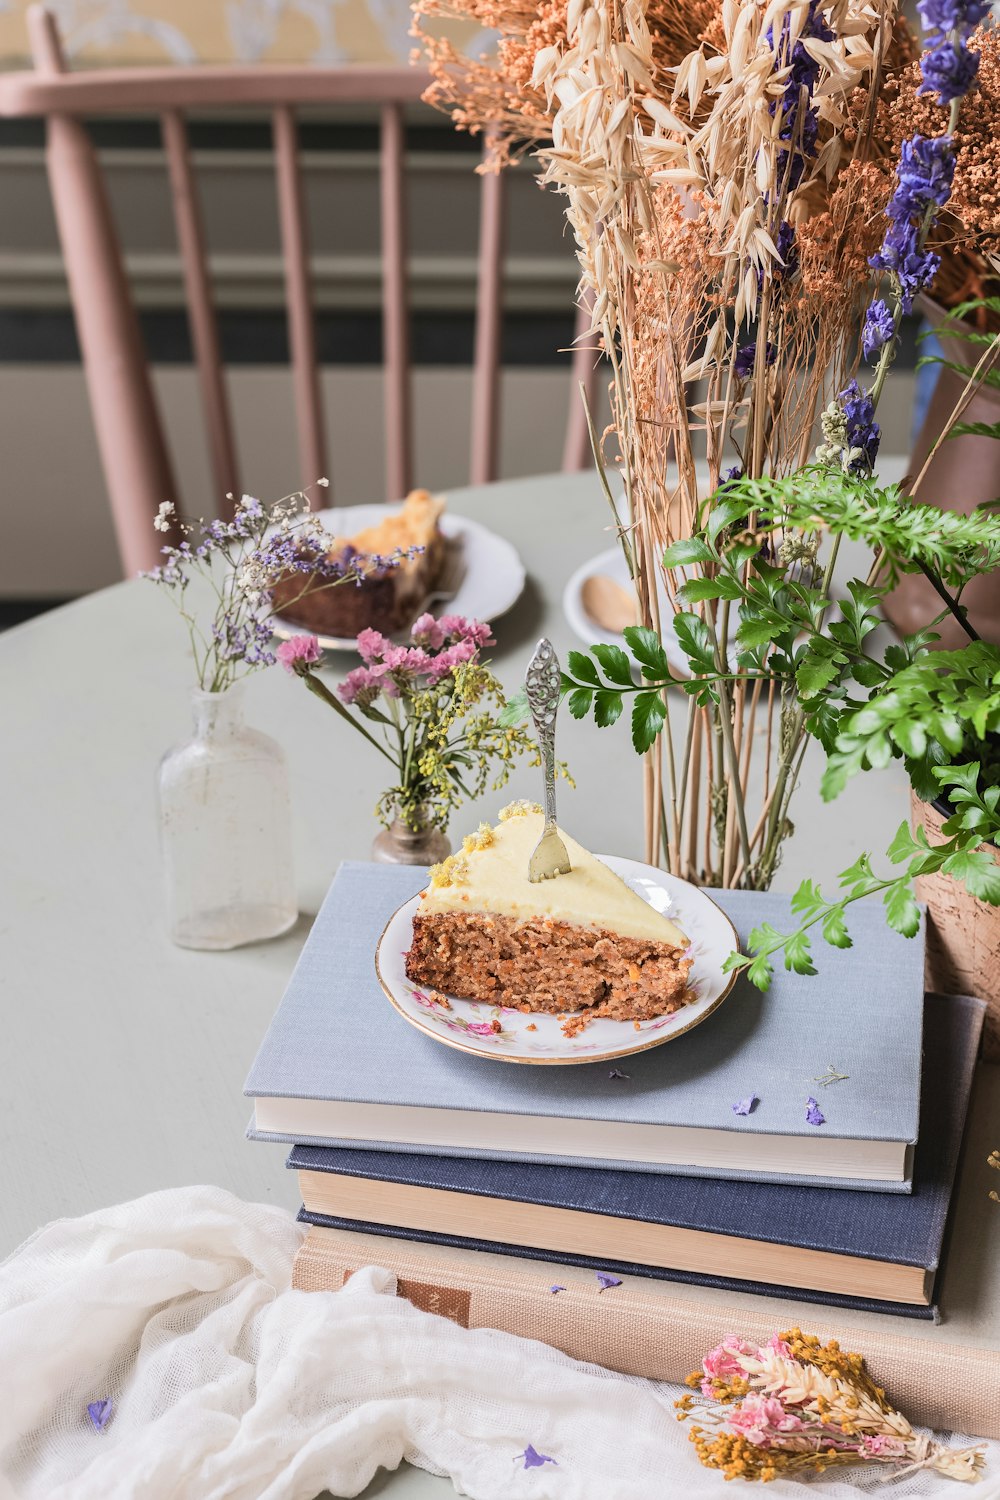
[526, 1023, 537, 1031]
[490, 1018, 502, 1033]
[429, 990, 451, 1010]
[561, 1012, 592, 1038]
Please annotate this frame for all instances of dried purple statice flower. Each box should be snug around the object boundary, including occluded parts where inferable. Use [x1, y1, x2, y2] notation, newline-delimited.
[805, 1097, 826, 1126]
[732, 1094, 759, 1117]
[87, 1399, 113, 1432]
[549, 1284, 567, 1294]
[595, 1271, 623, 1292]
[608, 1068, 630, 1080]
[516, 1445, 557, 1469]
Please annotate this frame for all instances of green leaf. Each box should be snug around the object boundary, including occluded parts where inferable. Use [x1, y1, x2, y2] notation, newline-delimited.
[594, 688, 624, 728]
[884, 880, 922, 937]
[941, 847, 1000, 904]
[705, 496, 748, 543]
[567, 686, 593, 720]
[950, 420, 1000, 441]
[498, 688, 529, 728]
[566, 651, 600, 686]
[850, 659, 887, 689]
[591, 643, 634, 687]
[821, 906, 852, 949]
[790, 879, 825, 916]
[745, 951, 776, 989]
[663, 536, 715, 567]
[672, 613, 716, 675]
[820, 743, 867, 801]
[802, 695, 843, 754]
[679, 576, 741, 605]
[783, 928, 817, 976]
[890, 718, 927, 759]
[796, 650, 845, 699]
[736, 612, 786, 650]
[631, 690, 667, 753]
[887, 820, 923, 866]
[623, 625, 671, 680]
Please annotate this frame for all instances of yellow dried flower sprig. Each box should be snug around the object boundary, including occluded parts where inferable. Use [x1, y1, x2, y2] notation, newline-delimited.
[677, 1331, 985, 1483]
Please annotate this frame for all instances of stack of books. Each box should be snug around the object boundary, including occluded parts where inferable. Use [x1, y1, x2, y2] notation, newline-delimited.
[245, 861, 999, 1439]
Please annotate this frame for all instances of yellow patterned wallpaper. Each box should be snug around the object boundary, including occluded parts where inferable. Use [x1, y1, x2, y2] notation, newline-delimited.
[0, 1, 422, 66]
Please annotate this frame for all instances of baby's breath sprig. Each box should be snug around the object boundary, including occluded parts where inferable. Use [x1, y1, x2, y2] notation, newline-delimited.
[143, 483, 399, 695]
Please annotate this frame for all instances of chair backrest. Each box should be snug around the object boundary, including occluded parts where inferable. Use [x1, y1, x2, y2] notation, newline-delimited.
[0, 5, 598, 575]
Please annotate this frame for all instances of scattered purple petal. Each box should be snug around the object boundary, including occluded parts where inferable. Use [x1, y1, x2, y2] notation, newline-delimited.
[608, 1068, 630, 1080]
[516, 1444, 558, 1470]
[805, 1097, 826, 1126]
[595, 1271, 623, 1292]
[732, 1094, 759, 1117]
[87, 1399, 112, 1432]
[549, 1284, 567, 1295]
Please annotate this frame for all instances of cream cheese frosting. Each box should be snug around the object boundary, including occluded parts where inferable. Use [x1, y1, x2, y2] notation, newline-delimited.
[423, 805, 687, 946]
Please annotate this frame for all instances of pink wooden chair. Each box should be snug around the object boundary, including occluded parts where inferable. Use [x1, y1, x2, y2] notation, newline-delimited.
[0, 6, 598, 575]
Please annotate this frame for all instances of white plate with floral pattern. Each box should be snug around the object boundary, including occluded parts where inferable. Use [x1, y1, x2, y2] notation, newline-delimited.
[375, 856, 741, 1066]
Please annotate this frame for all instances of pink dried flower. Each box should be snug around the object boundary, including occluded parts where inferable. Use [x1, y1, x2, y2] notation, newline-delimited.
[438, 614, 495, 648]
[427, 638, 478, 683]
[339, 666, 380, 706]
[728, 1395, 803, 1445]
[276, 634, 322, 674]
[411, 612, 446, 649]
[863, 1435, 907, 1457]
[355, 628, 391, 664]
[383, 644, 434, 676]
[702, 1337, 755, 1383]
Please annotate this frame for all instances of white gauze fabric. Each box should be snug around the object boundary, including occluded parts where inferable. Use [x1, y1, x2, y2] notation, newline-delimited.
[0, 1186, 996, 1500]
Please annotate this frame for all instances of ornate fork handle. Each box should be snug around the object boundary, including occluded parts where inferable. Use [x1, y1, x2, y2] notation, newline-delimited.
[524, 638, 571, 880]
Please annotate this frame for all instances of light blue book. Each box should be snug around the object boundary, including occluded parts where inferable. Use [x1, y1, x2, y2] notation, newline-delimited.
[245, 863, 927, 1191]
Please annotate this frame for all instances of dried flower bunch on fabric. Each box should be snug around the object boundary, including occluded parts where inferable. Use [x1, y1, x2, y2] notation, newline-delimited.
[143, 485, 401, 694]
[677, 1330, 986, 1482]
[279, 615, 565, 833]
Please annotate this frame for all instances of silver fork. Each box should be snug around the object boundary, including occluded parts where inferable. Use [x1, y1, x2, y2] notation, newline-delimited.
[524, 637, 571, 882]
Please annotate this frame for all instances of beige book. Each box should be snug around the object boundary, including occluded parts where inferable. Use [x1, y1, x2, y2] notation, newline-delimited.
[296, 1168, 932, 1305]
[293, 1067, 1000, 1442]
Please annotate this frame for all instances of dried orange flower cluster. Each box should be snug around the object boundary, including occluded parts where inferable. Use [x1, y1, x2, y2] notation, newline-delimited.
[411, 0, 719, 167]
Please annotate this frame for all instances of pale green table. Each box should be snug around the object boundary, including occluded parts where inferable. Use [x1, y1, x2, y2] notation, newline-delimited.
[0, 469, 911, 1497]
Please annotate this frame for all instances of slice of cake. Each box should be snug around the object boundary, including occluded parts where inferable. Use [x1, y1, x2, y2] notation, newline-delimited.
[271, 489, 447, 638]
[405, 802, 693, 1021]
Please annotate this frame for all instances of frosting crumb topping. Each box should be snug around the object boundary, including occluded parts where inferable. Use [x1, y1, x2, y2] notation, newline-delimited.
[498, 800, 542, 822]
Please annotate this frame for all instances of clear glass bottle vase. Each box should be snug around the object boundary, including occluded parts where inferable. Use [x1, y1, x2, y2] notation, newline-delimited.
[158, 683, 297, 949]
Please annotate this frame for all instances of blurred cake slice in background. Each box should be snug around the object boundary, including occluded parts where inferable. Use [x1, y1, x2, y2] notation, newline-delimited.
[271, 489, 446, 638]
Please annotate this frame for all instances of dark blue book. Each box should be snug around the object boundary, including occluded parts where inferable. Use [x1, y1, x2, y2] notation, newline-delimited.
[290, 993, 983, 1319]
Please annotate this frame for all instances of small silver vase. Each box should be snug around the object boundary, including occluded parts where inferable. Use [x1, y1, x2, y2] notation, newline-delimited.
[371, 812, 451, 866]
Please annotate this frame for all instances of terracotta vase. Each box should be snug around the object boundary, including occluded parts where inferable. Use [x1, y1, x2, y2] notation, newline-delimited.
[883, 296, 1000, 649]
[911, 789, 1000, 1061]
[371, 812, 451, 866]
